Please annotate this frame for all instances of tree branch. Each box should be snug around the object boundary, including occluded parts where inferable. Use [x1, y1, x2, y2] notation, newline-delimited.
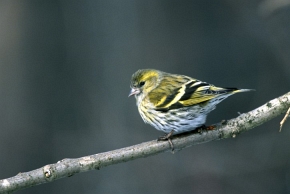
[280, 107, 290, 131]
[1, 92, 290, 193]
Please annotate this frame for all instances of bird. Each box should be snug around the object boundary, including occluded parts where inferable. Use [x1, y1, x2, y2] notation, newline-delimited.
[129, 69, 254, 149]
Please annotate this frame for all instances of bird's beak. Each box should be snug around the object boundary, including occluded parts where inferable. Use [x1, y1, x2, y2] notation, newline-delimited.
[128, 88, 140, 97]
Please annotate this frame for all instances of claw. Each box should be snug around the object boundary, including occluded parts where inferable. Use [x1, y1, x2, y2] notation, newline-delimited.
[157, 130, 175, 152]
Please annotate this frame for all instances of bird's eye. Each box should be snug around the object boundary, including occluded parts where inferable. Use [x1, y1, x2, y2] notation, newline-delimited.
[139, 81, 145, 87]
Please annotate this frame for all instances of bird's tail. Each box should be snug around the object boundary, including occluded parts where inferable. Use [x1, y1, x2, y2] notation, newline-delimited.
[234, 89, 255, 93]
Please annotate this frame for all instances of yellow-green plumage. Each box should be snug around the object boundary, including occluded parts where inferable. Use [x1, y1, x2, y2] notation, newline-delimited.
[129, 69, 253, 134]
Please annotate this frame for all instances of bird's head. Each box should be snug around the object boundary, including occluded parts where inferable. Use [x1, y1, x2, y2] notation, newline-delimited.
[129, 69, 160, 98]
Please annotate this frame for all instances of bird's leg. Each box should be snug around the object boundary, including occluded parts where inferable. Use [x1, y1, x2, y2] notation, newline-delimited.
[157, 130, 174, 152]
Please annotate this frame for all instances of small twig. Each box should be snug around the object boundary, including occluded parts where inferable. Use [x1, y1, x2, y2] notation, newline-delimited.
[280, 107, 290, 132]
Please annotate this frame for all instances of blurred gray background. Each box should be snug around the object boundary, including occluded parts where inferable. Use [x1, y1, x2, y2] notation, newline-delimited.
[0, 1, 290, 193]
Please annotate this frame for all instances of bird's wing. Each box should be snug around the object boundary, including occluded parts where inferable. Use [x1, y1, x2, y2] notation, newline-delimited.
[148, 77, 238, 111]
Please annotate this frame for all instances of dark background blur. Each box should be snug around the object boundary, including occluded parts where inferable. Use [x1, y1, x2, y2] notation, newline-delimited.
[0, 1, 290, 194]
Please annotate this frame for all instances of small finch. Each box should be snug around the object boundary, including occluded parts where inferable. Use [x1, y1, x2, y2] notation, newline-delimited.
[129, 69, 253, 148]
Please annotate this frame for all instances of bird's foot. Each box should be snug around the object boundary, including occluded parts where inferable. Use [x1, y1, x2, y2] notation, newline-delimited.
[157, 130, 175, 152]
[206, 125, 215, 130]
[196, 124, 216, 134]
